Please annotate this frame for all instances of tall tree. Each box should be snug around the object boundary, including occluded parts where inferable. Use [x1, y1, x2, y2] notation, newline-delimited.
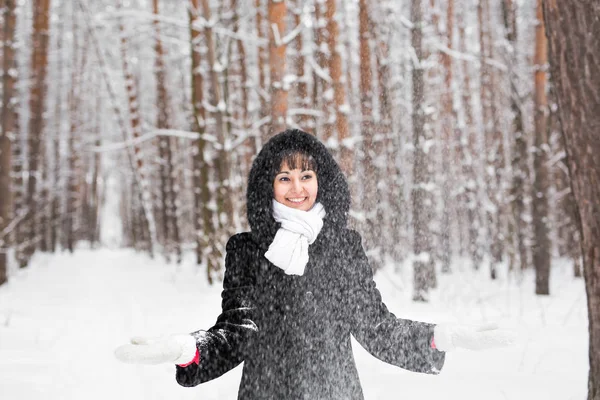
[502, 0, 529, 272]
[199, 0, 234, 255]
[543, 2, 600, 398]
[118, 3, 157, 256]
[153, 0, 181, 262]
[358, 0, 384, 269]
[189, 0, 218, 283]
[411, 0, 436, 301]
[0, 0, 18, 285]
[268, 0, 288, 136]
[457, 0, 483, 269]
[532, 0, 551, 295]
[325, 0, 351, 172]
[24, 0, 51, 264]
[440, 0, 455, 273]
[478, 0, 504, 279]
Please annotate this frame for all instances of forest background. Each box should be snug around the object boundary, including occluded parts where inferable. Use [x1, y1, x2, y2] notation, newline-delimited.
[0, 0, 599, 398]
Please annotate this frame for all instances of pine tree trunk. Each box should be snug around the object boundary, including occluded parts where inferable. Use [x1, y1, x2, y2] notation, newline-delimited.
[478, 0, 502, 279]
[66, 13, 82, 253]
[411, 0, 435, 301]
[199, 0, 232, 277]
[154, 0, 173, 260]
[503, 0, 530, 272]
[532, 0, 551, 295]
[292, 2, 309, 131]
[189, 0, 217, 282]
[255, 0, 268, 143]
[440, 0, 455, 274]
[313, 0, 331, 140]
[375, 6, 402, 262]
[457, 4, 483, 269]
[118, 9, 156, 256]
[24, 0, 51, 264]
[325, 0, 351, 173]
[0, 0, 18, 285]
[268, 0, 287, 136]
[542, 2, 600, 397]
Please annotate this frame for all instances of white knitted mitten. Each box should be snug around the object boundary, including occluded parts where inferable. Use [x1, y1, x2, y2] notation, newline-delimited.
[114, 334, 197, 365]
[434, 323, 516, 352]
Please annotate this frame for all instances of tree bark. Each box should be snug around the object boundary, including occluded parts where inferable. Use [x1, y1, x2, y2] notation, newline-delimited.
[268, 0, 288, 136]
[532, 0, 551, 295]
[440, 0, 455, 273]
[0, 0, 18, 285]
[118, 5, 156, 256]
[325, 0, 351, 173]
[411, 0, 436, 301]
[24, 0, 51, 264]
[502, 0, 530, 273]
[542, 1, 600, 398]
[189, 0, 218, 282]
[457, 1, 483, 269]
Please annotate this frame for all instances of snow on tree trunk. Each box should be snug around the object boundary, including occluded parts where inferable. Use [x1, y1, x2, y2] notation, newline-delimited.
[118, 7, 157, 257]
[189, 0, 218, 283]
[457, 3, 483, 270]
[542, 1, 600, 398]
[411, 0, 436, 301]
[199, 0, 233, 279]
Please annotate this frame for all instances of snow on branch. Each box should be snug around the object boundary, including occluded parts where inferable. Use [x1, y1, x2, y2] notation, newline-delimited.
[90, 129, 202, 153]
[431, 42, 508, 72]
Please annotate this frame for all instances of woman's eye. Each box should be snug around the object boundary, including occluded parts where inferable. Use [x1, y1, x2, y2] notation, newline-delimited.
[302, 174, 313, 180]
[279, 177, 290, 182]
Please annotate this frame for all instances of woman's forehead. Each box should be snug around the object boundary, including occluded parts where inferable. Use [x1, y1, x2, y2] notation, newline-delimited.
[277, 151, 317, 172]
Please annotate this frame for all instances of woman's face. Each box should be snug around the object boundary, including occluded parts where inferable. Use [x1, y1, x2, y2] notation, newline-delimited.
[273, 161, 318, 211]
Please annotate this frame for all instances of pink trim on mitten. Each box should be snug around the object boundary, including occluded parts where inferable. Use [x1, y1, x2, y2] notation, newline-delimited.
[177, 349, 200, 367]
[431, 337, 437, 349]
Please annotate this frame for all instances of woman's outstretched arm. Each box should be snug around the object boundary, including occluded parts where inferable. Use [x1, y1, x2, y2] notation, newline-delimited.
[346, 230, 445, 374]
[176, 233, 258, 386]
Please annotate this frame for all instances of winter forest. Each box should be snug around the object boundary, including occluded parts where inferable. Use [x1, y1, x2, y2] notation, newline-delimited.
[1, 0, 599, 399]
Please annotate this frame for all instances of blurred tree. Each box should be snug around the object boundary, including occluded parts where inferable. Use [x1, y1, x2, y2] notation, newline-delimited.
[532, 0, 551, 295]
[503, 0, 530, 273]
[0, 0, 18, 285]
[268, 0, 287, 136]
[411, 0, 436, 301]
[543, 1, 600, 397]
[24, 0, 51, 264]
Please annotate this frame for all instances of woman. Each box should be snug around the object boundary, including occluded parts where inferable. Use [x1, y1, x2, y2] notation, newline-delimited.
[116, 129, 513, 399]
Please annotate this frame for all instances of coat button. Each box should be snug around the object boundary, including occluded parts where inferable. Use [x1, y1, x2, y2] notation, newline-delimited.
[305, 291, 314, 300]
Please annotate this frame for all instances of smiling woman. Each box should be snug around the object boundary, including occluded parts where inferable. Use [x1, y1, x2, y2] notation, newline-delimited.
[115, 129, 515, 400]
[273, 157, 319, 211]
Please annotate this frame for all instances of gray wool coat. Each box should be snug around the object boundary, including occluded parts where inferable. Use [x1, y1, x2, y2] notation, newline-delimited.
[175, 129, 445, 399]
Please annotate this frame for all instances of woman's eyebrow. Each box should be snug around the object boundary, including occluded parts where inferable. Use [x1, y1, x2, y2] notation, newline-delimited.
[276, 171, 290, 175]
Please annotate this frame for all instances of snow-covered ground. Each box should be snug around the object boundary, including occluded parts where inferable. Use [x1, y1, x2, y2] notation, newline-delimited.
[0, 247, 588, 399]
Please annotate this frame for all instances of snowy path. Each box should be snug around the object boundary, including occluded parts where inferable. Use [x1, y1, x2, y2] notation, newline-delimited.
[0, 248, 589, 399]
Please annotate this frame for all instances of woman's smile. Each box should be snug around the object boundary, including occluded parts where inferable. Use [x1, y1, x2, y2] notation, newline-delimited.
[273, 162, 318, 211]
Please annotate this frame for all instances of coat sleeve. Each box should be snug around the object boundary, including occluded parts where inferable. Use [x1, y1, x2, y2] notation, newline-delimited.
[176, 233, 258, 386]
[347, 230, 445, 374]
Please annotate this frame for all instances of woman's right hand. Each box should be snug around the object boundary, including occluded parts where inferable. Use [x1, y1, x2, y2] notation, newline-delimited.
[114, 334, 198, 365]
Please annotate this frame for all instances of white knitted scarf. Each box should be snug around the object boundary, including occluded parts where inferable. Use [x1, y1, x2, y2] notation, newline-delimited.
[264, 200, 327, 276]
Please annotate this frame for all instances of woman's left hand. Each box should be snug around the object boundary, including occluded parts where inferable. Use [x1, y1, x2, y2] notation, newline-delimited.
[433, 323, 516, 352]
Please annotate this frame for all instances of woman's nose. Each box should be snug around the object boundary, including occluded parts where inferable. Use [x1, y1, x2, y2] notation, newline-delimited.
[292, 178, 302, 193]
